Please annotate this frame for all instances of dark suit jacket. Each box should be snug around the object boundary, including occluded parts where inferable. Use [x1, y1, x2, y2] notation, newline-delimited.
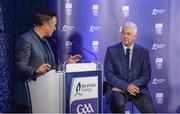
[104, 42, 151, 95]
[14, 29, 55, 106]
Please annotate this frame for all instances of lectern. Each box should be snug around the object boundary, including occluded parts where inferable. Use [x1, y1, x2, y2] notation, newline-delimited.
[27, 63, 102, 113]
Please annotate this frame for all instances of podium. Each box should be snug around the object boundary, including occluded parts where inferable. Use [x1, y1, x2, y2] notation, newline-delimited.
[27, 63, 102, 113]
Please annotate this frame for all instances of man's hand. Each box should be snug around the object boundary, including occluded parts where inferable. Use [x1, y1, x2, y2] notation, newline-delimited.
[68, 55, 82, 63]
[35, 63, 51, 74]
[127, 84, 140, 96]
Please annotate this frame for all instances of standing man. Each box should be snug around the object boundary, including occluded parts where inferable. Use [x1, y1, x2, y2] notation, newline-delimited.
[14, 11, 82, 112]
[104, 21, 155, 113]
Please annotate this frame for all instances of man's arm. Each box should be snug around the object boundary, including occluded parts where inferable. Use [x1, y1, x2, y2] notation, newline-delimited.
[15, 37, 52, 79]
[15, 37, 37, 78]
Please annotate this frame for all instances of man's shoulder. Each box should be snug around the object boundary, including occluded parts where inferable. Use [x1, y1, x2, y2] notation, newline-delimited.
[15, 30, 36, 47]
[21, 29, 34, 38]
[108, 43, 121, 49]
[134, 43, 149, 52]
[18, 29, 35, 41]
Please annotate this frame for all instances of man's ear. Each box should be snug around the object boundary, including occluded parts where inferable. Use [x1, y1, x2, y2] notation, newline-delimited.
[134, 34, 137, 39]
[43, 23, 49, 29]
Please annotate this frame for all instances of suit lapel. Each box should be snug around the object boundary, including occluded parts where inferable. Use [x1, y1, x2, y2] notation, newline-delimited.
[130, 44, 139, 71]
[117, 43, 128, 75]
[31, 30, 47, 59]
[119, 43, 127, 68]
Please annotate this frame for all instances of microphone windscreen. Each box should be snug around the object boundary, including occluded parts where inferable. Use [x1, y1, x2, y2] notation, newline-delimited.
[65, 41, 72, 46]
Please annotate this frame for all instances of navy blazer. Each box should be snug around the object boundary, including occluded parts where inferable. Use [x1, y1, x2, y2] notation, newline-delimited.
[14, 29, 55, 106]
[104, 42, 151, 95]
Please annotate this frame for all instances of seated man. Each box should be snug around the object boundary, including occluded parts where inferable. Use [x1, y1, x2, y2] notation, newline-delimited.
[104, 21, 155, 113]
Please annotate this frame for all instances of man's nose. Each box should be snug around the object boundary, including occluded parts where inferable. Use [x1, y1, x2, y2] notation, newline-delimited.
[124, 33, 128, 38]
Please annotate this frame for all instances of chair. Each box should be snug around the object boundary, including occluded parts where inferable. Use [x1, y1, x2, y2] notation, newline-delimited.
[103, 81, 140, 113]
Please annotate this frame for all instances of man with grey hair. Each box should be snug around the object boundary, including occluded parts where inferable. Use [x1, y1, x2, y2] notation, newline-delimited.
[104, 21, 155, 113]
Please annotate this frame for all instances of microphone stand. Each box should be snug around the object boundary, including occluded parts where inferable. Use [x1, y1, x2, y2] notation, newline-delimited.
[71, 41, 100, 70]
[53, 39, 61, 72]
[57, 44, 61, 72]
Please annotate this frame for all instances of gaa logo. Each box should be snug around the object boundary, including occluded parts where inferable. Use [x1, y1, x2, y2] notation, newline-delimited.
[122, 6, 129, 17]
[92, 4, 99, 16]
[155, 58, 163, 70]
[65, 3, 72, 15]
[77, 103, 94, 114]
[155, 93, 163, 104]
[155, 23, 163, 35]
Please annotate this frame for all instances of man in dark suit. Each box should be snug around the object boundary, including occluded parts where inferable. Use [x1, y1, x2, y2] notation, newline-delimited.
[14, 11, 82, 112]
[104, 21, 155, 113]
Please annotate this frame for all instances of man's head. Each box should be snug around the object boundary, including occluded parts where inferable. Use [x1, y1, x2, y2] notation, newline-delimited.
[34, 11, 57, 37]
[121, 21, 137, 47]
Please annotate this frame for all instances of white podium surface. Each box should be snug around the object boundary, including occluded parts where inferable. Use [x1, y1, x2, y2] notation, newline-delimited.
[66, 62, 97, 72]
[28, 70, 59, 113]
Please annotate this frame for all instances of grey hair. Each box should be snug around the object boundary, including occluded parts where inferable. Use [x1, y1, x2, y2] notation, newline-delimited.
[122, 21, 137, 34]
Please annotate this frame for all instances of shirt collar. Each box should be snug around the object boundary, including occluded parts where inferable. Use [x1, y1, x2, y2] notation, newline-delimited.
[123, 44, 134, 50]
[33, 29, 45, 42]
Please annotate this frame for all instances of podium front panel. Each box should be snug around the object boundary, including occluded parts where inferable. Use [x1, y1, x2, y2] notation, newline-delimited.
[65, 70, 102, 113]
[28, 70, 59, 113]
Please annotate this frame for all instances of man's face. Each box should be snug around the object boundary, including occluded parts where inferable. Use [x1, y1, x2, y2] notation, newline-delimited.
[44, 16, 57, 37]
[121, 26, 136, 47]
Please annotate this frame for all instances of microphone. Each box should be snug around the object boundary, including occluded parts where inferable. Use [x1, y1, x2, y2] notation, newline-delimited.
[67, 40, 100, 69]
[65, 40, 72, 55]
